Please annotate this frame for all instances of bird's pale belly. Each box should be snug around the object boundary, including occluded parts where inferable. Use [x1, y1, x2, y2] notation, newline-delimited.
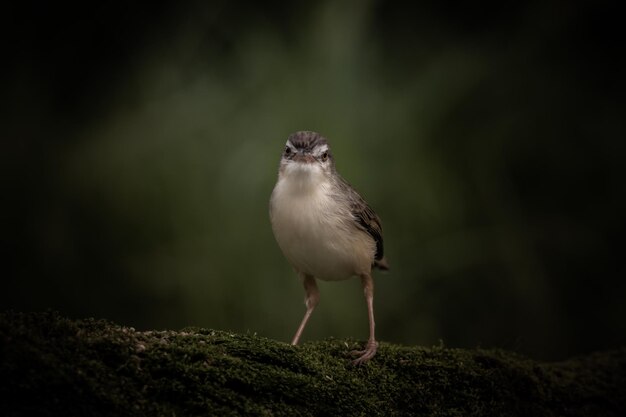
[280, 228, 359, 281]
[271, 196, 375, 281]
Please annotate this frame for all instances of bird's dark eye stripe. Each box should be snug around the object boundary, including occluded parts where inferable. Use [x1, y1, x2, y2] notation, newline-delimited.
[284, 147, 291, 154]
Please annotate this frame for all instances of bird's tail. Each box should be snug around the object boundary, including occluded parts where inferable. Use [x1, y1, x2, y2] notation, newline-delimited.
[373, 257, 389, 271]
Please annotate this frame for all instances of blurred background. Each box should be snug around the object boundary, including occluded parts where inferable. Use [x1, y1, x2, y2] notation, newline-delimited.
[2, 1, 624, 361]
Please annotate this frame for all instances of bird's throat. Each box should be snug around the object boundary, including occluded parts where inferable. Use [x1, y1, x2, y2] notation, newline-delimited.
[280, 162, 326, 193]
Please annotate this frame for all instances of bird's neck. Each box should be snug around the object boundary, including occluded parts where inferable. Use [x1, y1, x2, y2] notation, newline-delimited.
[278, 163, 329, 195]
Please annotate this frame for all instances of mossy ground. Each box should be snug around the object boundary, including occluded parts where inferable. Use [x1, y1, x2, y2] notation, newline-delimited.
[1, 311, 624, 417]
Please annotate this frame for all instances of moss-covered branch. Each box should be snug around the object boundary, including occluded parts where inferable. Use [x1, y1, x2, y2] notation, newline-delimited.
[1, 311, 624, 416]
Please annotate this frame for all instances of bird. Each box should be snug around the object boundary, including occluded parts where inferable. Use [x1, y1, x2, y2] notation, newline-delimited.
[269, 131, 388, 364]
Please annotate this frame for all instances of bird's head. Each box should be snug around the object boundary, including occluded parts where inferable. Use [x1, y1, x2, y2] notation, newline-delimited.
[279, 131, 335, 180]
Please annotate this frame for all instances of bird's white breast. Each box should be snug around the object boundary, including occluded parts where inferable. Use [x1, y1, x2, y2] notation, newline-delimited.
[270, 164, 375, 281]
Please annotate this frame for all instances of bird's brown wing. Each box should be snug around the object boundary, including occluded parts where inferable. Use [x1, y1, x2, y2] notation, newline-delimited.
[341, 179, 385, 264]
[354, 201, 384, 260]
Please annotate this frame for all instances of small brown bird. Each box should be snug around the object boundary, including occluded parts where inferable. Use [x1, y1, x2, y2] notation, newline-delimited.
[269, 131, 388, 364]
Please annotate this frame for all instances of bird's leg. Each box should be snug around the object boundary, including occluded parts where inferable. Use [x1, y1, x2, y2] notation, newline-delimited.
[351, 272, 378, 365]
[291, 273, 319, 345]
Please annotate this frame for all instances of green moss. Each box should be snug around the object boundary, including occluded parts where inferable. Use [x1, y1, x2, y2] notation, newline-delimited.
[1, 311, 624, 416]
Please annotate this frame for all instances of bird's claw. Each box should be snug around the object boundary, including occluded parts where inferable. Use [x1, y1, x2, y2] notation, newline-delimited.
[350, 340, 378, 365]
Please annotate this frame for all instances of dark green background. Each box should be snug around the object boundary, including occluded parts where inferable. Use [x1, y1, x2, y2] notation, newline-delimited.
[3, 1, 624, 360]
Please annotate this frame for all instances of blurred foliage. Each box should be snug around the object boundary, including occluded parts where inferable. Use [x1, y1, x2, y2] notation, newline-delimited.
[2, 1, 624, 360]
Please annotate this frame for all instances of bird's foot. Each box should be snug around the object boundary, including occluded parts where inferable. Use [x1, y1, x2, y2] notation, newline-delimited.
[350, 340, 378, 365]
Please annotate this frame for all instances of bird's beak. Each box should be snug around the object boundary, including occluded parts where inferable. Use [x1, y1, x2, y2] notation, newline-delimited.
[293, 153, 316, 163]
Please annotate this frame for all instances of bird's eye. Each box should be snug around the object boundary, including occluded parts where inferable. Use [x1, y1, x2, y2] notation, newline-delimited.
[321, 151, 328, 161]
[284, 147, 291, 156]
